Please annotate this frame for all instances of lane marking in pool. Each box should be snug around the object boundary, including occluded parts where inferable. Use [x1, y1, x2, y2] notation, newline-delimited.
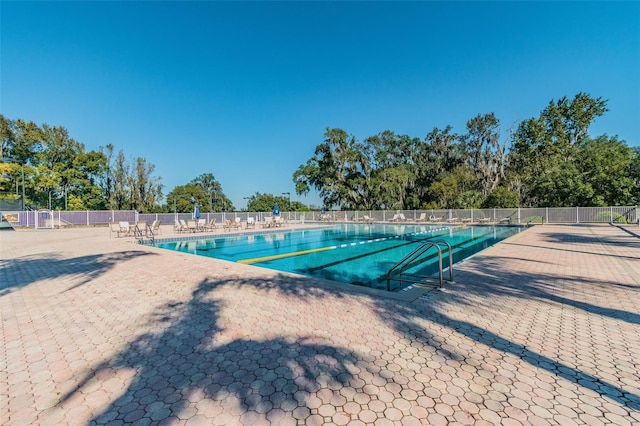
[237, 226, 456, 264]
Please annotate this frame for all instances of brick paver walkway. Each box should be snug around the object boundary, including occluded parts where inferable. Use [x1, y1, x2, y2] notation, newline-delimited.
[1, 224, 639, 425]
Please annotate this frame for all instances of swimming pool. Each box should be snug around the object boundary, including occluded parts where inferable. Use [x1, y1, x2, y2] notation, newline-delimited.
[155, 224, 523, 290]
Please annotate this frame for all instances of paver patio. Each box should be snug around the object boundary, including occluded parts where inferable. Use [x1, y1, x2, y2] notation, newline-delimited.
[1, 223, 639, 425]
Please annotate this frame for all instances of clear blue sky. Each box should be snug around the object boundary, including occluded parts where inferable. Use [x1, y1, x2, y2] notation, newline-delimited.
[2, 1, 638, 210]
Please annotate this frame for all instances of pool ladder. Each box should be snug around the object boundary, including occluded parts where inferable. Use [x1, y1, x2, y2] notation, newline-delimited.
[386, 240, 453, 291]
[134, 223, 155, 244]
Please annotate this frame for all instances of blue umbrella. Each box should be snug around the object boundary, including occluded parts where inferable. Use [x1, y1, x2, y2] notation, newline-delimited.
[321, 206, 326, 215]
[273, 203, 280, 216]
[194, 203, 201, 220]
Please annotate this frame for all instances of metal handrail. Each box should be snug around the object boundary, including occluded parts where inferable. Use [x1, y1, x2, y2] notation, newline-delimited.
[133, 224, 144, 243]
[134, 223, 155, 244]
[386, 239, 455, 291]
[386, 242, 443, 291]
[432, 239, 453, 283]
[146, 223, 155, 244]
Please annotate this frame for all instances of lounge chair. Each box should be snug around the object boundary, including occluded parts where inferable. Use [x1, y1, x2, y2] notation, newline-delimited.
[205, 218, 217, 231]
[223, 218, 242, 231]
[262, 216, 273, 228]
[390, 213, 408, 222]
[174, 219, 186, 233]
[246, 217, 256, 229]
[151, 219, 162, 235]
[415, 213, 428, 222]
[110, 222, 127, 238]
[118, 221, 132, 236]
[186, 219, 198, 232]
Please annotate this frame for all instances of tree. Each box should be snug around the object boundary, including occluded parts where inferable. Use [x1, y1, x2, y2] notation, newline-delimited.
[482, 187, 520, 208]
[167, 184, 201, 213]
[462, 113, 508, 195]
[365, 132, 422, 209]
[110, 150, 130, 210]
[293, 128, 370, 209]
[0, 114, 15, 161]
[245, 192, 289, 212]
[429, 167, 476, 209]
[1, 116, 164, 211]
[630, 148, 640, 205]
[508, 93, 608, 206]
[73, 150, 109, 210]
[7, 118, 42, 164]
[166, 175, 233, 213]
[131, 157, 163, 212]
[578, 136, 634, 206]
[420, 126, 465, 206]
[191, 173, 225, 212]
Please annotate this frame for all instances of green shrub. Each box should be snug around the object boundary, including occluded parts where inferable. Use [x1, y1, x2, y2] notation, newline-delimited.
[594, 211, 627, 223]
[523, 216, 544, 224]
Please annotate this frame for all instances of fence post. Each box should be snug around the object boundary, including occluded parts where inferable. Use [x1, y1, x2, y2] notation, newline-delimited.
[576, 206, 579, 224]
[87, 210, 90, 226]
[517, 207, 521, 224]
[546, 207, 549, 224]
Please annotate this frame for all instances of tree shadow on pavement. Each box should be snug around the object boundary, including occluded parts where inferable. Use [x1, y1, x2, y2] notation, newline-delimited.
[58, 277, 376, 424]
[452, 254, 640, 325]
[542, 227, 640, 250]
[506, 241, 640, 261]
[372, 298, 640, 411]
[208, 262, 640, 414]
[0, 251, 157, 296]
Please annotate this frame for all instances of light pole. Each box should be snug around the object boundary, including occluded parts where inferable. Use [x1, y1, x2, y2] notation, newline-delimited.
[243, 197, 251, 212]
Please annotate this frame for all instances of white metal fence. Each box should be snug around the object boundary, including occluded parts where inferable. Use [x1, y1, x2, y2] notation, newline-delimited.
[2, 206, 638, 228]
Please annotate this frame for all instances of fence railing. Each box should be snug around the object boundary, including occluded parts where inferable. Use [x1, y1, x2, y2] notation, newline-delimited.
[2, 206, 638, 228]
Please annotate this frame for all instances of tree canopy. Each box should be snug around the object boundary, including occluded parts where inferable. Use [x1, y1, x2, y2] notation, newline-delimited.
[165, 174, 234, 213]
[2, 93, 637, 213]
[294, 93, 638, 209]
[0, 116, 164, 212]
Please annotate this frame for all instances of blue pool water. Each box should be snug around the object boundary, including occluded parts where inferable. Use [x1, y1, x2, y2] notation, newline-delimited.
[155, 224, 522, 290]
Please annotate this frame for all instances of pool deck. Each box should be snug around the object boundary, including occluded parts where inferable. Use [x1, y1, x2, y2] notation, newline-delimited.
[1, 223, 639, 425]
